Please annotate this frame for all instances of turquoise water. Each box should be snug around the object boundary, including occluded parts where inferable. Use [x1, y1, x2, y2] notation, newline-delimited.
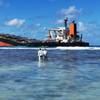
[0, 48, 100, 100]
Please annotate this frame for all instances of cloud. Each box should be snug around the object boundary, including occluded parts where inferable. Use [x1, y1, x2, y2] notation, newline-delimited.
[0, 0, 10, 7]
[78, 21, 87, 32]
[76, 21, 100, 44]
[5, 18, 26, 26]
[78, 21, 100, 34]
[60, 6, 82, 19]
[36, 23, 41, 27]
[0, 0, 3, 6]
[56, 6, 82, 25]
[56, 19, 64, 24]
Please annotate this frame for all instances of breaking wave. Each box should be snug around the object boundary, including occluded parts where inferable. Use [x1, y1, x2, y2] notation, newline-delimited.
[0, 46, 100, 50]
[56, 47, 100, 50]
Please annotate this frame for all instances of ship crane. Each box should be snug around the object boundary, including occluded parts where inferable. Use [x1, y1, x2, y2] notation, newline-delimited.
[48, 28, 66, 42]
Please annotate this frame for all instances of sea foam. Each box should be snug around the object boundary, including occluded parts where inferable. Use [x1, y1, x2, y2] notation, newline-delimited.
[0, 46, 100, 50]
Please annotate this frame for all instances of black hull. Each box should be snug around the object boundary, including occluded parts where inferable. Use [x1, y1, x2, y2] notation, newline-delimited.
[0, 38, 89, 47]
[25, 42, 89, 47]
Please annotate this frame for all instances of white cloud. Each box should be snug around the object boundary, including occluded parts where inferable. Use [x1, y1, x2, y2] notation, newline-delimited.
[78, 21, 100, 45]
[78, 21, 87, 32]
[56, 19, 64, 24]
[60, 6, 82, 19]
[0, 0, 10, 7]
[0, 0, 3, 6]
[5, 18, 25, 26]
[36, 23, 41, 27]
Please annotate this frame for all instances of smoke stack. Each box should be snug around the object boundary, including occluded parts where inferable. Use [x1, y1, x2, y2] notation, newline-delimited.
[69, 21, 77, 37]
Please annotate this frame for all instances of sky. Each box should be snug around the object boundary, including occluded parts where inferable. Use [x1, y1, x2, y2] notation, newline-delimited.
[0, 0, 100, 45]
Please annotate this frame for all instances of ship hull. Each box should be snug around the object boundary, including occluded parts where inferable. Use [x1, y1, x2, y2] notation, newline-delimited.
[26, 42, 89, 47]
[0, 39, 89, 47]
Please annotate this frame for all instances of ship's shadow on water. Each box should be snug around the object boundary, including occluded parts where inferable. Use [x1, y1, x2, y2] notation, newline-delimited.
[0, 49, 100, 100]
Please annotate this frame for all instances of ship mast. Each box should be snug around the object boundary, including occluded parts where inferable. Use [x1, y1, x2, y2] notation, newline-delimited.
[64, 17, 68, 29]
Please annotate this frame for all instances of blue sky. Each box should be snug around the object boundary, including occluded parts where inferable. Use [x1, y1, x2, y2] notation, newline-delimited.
[0, 0, 100, 45]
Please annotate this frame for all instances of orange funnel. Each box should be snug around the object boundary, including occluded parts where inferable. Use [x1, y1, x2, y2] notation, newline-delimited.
[69, 21, 77, 37]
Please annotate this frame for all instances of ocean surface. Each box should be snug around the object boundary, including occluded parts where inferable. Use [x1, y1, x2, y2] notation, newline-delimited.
[0, 47, 100, 100]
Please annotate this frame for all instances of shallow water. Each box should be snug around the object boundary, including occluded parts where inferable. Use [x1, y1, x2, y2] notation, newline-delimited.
[0, 48, 100, 100]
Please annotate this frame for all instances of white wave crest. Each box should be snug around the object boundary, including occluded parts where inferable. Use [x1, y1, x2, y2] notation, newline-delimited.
[0, 46, 100, 50]
[56, 47, 100, 50]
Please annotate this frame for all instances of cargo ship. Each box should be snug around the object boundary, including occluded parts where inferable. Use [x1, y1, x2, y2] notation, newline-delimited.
[0, 18, 89, 47]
